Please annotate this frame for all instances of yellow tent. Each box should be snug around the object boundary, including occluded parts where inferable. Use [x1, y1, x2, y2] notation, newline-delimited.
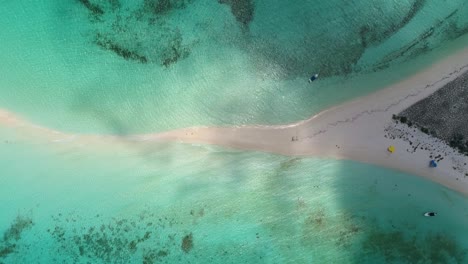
[387, 145, 395, 153]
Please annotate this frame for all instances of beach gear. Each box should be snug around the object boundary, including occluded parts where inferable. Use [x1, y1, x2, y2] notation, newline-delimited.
[429, 160, 437, 168]
[387, 145, 395, 153]
[309, 73, 319, 82]
[424, 212, 437, 217]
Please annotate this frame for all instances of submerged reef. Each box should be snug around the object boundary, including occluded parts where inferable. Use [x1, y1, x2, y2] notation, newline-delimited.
[46, 209, 204, 263]
[143, 0, 192, 15]
[74, 0, 468, 76]
[78, 0, 104, 16]
[0, 215, 34, 261]
[142, 248, 169, 264]
[181, 233, 194, 253]
[48, 212, 166, 263]
[299, 206, 362, 250]
[160, 30, 191, 67]
[77, 0, 193, 66]
[247, 2, 468, 79]
[363, 7, 466, 74]
[78, 0, 121, 17]
[144, 0, 173, 15]
[296, 201, 467, 263]
[360, 0, 426, 49]
[361, 230, 467, 263]
[218, 0, 254, 27]
[399, 70, 468, 156]
[372, 8, 468, 71]
[0, 204, 466, 263]
[95, 33, 148, 63]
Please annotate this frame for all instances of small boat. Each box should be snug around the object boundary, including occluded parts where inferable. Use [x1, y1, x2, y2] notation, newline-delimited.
[424, 212, 437, 217]
[309, 73, 319, 82]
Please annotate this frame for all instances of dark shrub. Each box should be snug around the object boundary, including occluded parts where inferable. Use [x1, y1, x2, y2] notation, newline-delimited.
[449, 134, 467, 152]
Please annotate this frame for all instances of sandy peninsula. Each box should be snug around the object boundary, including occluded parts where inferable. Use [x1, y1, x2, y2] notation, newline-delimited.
[144, 47, 468, 196]
[1, 48, 468, 196]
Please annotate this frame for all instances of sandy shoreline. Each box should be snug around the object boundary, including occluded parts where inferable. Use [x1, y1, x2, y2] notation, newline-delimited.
[1, 48, 468, 196]
[144, 47, 468, 196]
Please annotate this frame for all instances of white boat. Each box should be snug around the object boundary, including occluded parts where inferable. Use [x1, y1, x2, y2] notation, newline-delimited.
[309, 73, 319, 82]
[424, 212, 437, 217]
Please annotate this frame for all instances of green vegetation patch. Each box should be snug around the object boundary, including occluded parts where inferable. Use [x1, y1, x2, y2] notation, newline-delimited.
[398, 70, 468, 156]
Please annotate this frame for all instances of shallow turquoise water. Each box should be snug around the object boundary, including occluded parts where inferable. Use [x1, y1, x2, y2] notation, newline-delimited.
[0, 129, 467, 263]
[1, 1, 468, 263]
[0, 0, 467, 133]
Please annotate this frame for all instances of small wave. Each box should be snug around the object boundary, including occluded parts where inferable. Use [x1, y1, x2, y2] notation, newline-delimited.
[51, 135, 78, 143]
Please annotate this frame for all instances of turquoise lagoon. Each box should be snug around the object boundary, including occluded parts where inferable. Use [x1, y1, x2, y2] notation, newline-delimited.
[1, 0, 468, 263]
[0, 128, 467, 263]
[0, 0, 467, 133]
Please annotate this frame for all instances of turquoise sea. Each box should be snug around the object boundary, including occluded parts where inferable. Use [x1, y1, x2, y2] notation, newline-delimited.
[1, 128, 467, 263]
[0, 0, 467, 133]
[1, 0, 468, 263]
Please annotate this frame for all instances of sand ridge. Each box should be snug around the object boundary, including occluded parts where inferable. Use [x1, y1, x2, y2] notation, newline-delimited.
[1, 48, 468, 196]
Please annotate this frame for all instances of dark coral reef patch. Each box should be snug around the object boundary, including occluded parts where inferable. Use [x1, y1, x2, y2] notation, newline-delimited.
[78, 0, 105, 16]
[246, 2, 467, 80]
[143, 0, 192, 15]
[361, 230, 467, 263]
[77, 0, 193, 66]
[94, 33, 148, 63]
[218, 0, 254, 27]
[46, 210, 200, 263]
[181, 233, 194, 253]
[0, 215, 34, 260]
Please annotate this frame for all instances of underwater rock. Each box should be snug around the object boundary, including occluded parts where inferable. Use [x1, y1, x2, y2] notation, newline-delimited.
[361, 230, 467, 263]
[161, 35, 190, 67]
[106, 0, 121, 10]
[218, 0, 254, 27]
[372, 8, 467, 71]
[3, 215, 34, 243]
[181, 233, 193, 253]
[0, 245, 16, 259]
[143, 0, 191, 15]
[144, 0, 172, 14]
[94, 34, 148, 63]
[78, 0, 105, 16]
[0, 215, 34, 260]
[142, 249, 169, 264]
[46, 211, 183, 263]
[80, 0, 193, 66]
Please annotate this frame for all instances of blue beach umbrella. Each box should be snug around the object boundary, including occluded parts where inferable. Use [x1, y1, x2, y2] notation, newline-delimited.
[429, 160, 437, 168]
